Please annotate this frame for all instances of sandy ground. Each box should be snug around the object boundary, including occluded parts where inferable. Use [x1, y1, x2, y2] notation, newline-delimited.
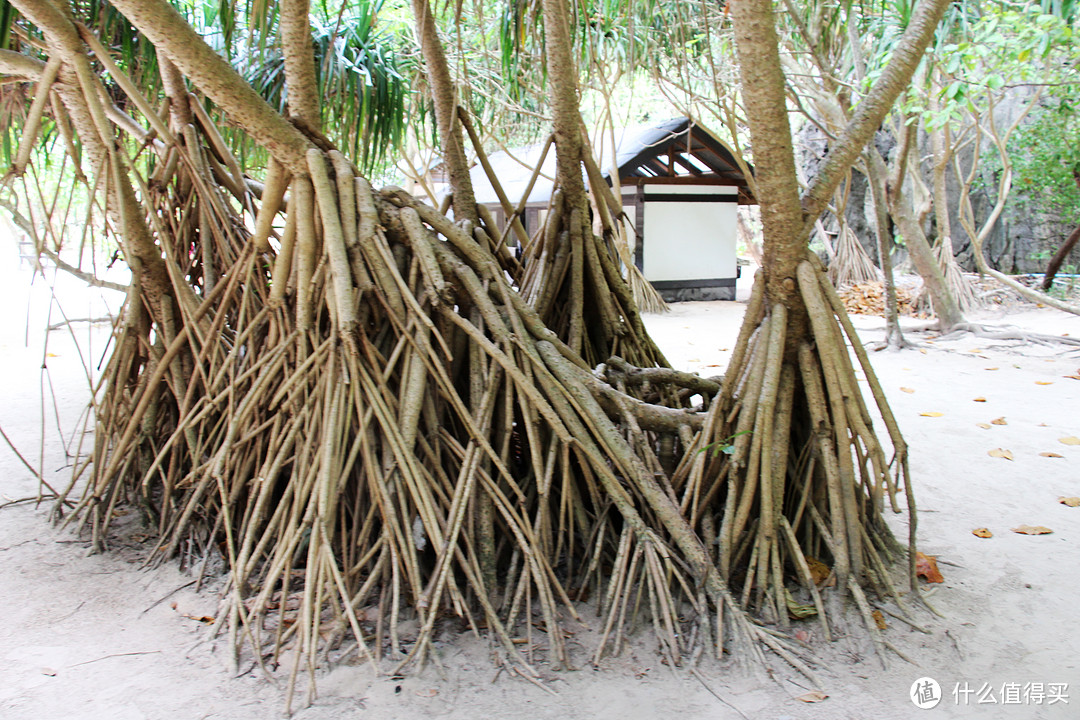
[2, 252, 1079, 719]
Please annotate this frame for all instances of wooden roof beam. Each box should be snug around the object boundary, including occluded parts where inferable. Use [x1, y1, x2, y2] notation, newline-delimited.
[672, 153, 703, 176]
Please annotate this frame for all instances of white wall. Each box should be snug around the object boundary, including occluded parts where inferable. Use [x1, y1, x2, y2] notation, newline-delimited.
[641, 185, 738, 282]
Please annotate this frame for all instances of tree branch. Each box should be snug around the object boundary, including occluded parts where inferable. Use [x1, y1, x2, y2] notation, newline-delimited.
[104, 0, 313, 175]
[800, 0, 951, 232]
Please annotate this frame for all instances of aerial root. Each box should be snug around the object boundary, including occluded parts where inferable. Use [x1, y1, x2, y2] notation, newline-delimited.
[54, 122, 921, 702]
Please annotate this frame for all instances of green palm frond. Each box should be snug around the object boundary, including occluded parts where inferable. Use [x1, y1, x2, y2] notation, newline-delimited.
[244, 0, 413, 172]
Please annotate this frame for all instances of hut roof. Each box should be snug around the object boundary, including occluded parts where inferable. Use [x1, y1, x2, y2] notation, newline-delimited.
[467, 117, 755, 207]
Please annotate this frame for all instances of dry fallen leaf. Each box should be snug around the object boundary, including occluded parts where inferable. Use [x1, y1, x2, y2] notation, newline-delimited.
[1059, 497, 1080, 507]
[806, 556, 834, 587]
[915, 552, 945, 583]
[920, 411, 944, 417]
[872, 609, 887, 630]
[900, 387, 915, 394]
[976, 423, 992, 429]
[796, 691, 829, 703]
[1035, 381, 1054, 386]
[1065, 375, 1080, 381]
[991, 417, 1008, 425]
[1012, 525, 1053, 535]
[986, 367, 999, 371]
[973, 397, 987, 402]
[972, 528, 993, 538]
[988, 448, 1014, 460]
[1059, 436, 1080, 446]
[170, 602, 216, 625]
[1040, 452, 1065, 458]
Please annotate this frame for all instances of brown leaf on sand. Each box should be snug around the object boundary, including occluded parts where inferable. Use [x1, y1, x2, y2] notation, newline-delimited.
[988, 448, 1014, 460]
[976, 423, 992, 429]
[1059, 436, 1080, 446]
[872, 610, 887, 630]
[973, 397, 987, 402]
[900, 387, 915, 393]
[915, 552, 945, 583]
[991, 417, 1008, 425]
[1064, 375, 1080, 381]
[972, 528, 993, 538]
[1059, 497, 1080, 507]
[1012, 525, 1053, 535]
[796, 690, 829, 703]
[806, 556, 835, 587]
[1035, 381, 1054, 385]
[1040, 452, 1065, 458]
[920, 411, 944, 417]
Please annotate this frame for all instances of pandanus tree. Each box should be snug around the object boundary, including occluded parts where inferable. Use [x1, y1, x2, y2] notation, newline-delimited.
[1, 0, 947, 707]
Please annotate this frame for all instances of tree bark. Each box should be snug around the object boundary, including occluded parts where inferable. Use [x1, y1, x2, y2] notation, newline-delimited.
[864, 152, 906, 347]
[106, 0, 313, 175]
[886, 123, 964, 329]
[800, 0, 952, 228]
[410, 0, 477, 224]
[280, 0, 320, 129]
[540, 0, 589, 220]
[1041, 223, 1080, 291]
[729, 0, 804, 307]
[1041, 171, 1080, 290]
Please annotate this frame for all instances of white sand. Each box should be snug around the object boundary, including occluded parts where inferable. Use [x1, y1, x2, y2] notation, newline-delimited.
[2, 258, 1078, 719]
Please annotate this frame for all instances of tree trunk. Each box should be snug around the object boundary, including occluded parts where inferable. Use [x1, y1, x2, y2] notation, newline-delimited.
[865, 152, 906, 348]
[886, 123, 964, 329]
[410, 0, 477, 225]
[512, 0, 666, 368]
[730, 0, 804, 309]
[106, 0, 312, 174]
[718, 0, 949, 632]
[279, 0, 320, 128]
[1041, 223, 1080, 291]
[1041, 170, 1080, 290]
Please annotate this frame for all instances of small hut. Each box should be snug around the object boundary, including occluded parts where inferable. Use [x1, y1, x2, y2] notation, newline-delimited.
[467, 117, 756, 302]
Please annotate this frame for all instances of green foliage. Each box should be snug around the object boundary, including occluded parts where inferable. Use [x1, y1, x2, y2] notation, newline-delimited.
[244, 0, 414, 173]
[918, 4, 1077, 130]
[1007, 97, 1080, 227]
[699, 430, 751, 458]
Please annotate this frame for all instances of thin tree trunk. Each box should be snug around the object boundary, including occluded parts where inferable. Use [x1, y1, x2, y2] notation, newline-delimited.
[887, 123, 964, 329]
[729, 0, 804, 307]
[410, 0, 477, 224]
[800, 0, 951, 229]
[865, 152, 906, 347]
[280, 0, 320, 129]
[540, 0, 588, 220]
[1041, 171, 1080, 290]
[930, 84, 953, 250]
